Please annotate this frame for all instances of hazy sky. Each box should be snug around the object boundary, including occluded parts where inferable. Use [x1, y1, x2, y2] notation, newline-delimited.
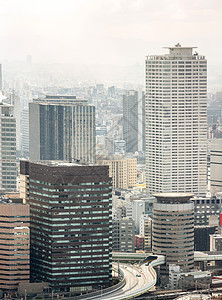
[1, 0, 222, 66]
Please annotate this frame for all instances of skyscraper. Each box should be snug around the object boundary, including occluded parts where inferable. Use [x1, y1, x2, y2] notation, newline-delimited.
[29, 95, 95, 163]
[123, 90, 138, 153]
[0, 102, 17, 191]
[146, 43, 207, 196]
[20, 160, 112, 293]
[21, 107, 29, 155]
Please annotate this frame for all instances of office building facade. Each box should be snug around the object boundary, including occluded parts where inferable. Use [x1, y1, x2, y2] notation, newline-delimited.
[0, 198, 30, 291]
[145, 44, 207, 196]
[192, 196, 222, 226]
[29, 95, 95, 163]
[20, 160, 112, 293]
[152, 193, 194, 275]
[112, 217, 135, 252]
[0, 103, 17, 191]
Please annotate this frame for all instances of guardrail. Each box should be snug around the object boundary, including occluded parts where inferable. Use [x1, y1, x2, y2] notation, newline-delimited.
[105, 255, 165, 300]
[73, 269, 126, 300]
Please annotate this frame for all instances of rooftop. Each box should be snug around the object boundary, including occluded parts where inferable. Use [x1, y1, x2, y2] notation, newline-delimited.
[153, 193, 194, 203]
[146, 43, 205, 60]
[33, 94, 88, 105]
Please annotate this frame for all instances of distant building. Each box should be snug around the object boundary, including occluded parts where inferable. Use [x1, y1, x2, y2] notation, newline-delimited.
[114, 140, 126, 155]
[138, 90, 146, 152]
[7, 90, 21, 151]
[153, 193, 194, 277]
[146, 44, 207, 196]
[123, 90, 138, 153]
[0, 64, 2, 91]
[20, 160, 112, 292]
[29, 95, 95, 163]
[104, 137, 114, 155]
[97, 156, 137, 190]
[112, 217, 135, 252]
[0, 198, 29, 291]
[0, 102, 17, 191]
[210, 139, 222, 196]
[21, 107, 29, 154]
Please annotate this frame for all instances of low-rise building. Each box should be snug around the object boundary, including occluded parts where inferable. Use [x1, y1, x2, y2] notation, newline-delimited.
[135, 235, 144, 251]
[169, 265, 211, 290]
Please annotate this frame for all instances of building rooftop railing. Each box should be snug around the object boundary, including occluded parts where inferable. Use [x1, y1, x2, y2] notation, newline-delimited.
[146, 54, 206, 60]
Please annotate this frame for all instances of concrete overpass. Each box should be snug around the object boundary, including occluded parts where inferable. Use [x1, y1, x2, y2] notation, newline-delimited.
[194, 251, 222, 261]
[113, 251, 222, 263]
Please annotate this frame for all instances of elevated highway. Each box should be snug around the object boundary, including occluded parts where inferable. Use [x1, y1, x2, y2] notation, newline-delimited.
[75, 251, 222, 300]
[112, 252, 151, 262]
[113, 251, 222, 262]
[194, 251, 222, 261]
[82, 255, 165, 300]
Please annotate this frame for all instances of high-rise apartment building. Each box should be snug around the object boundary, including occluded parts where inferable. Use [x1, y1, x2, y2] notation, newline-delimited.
[152, 193, 194, 276]
[0, 198, 30, 291]
[146, 44, 207, 196]
[29, 95, 95, 163]
[0, 102, 17, 191]
[20, 160, 112, 293]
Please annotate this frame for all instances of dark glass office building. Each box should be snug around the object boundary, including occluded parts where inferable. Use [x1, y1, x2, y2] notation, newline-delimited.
[29, 95, 95, 163]
[20, 160, 112, 293]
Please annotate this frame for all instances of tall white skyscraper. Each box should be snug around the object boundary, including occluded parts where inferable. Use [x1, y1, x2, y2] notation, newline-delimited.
[145, 43, 207, 196]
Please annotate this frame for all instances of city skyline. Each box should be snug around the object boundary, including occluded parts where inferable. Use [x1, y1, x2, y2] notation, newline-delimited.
[1, 1, 222, 297]
[0, 1, 222, 76]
